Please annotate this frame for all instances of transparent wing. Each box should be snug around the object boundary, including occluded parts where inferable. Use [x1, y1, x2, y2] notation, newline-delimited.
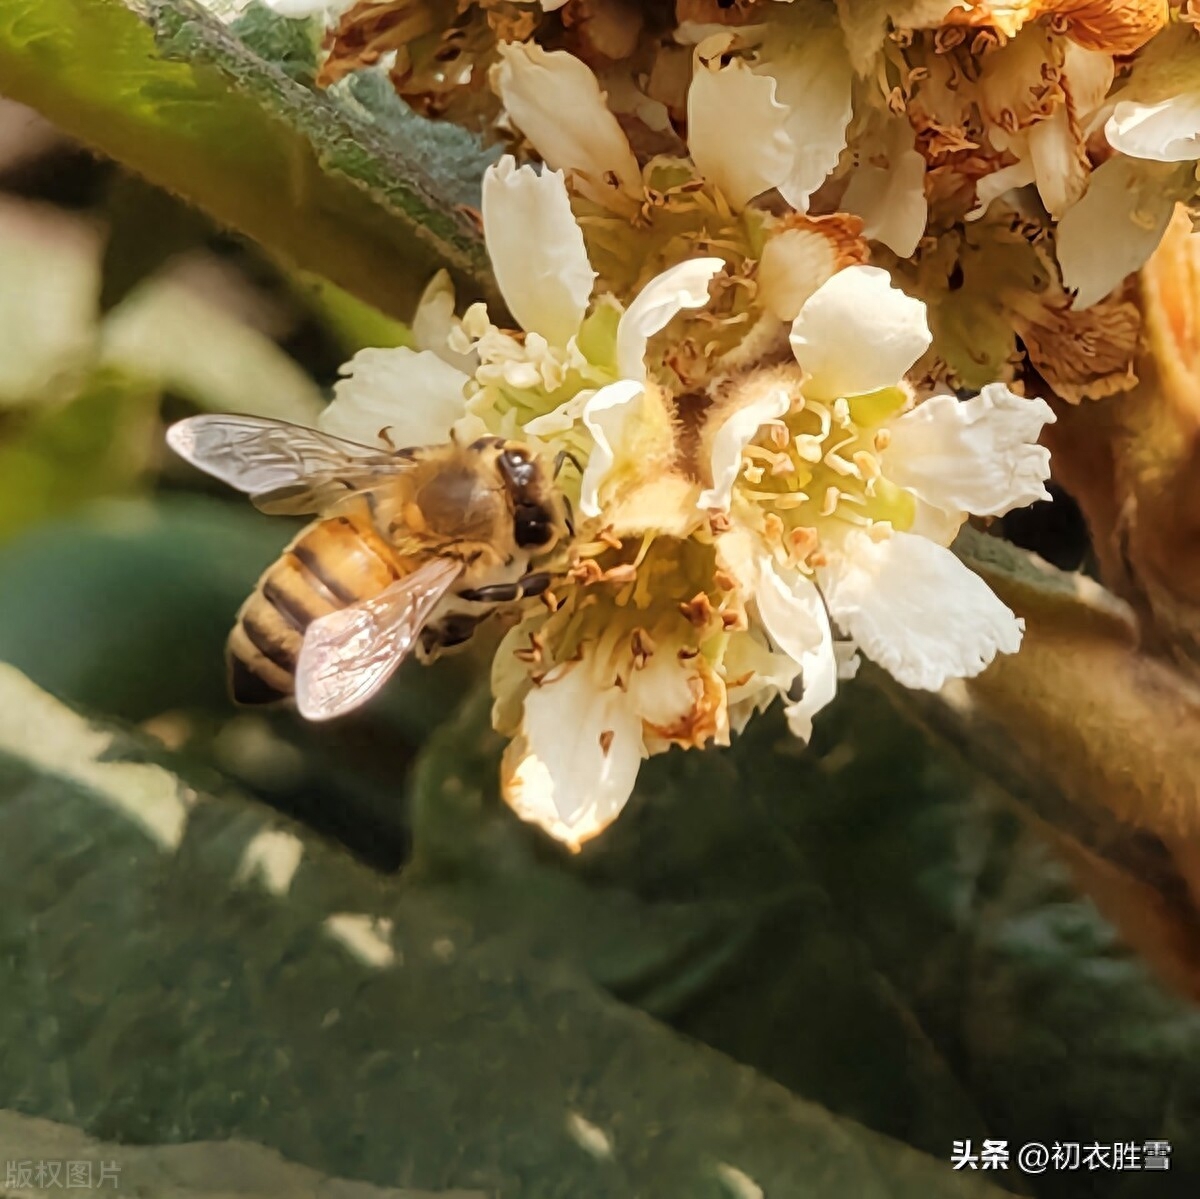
[294, 557, 463, 721]
[166, 414, 413, 515]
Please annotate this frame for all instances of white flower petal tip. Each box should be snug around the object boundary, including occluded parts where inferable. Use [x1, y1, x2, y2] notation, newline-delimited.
[1105, 97, 1200, 163]
[698, 387, 791, 511]
[790, 265, 931, 398]
[779, 593, 839, 743]
[616, 258, 725, 381]
[579, 379, 646, 518]
[491, 44, 641, 201]
[482, 157, 595, 346]
[319, 347, 469, 448]
[885, 385, 1056, 520]
[819, 531, 1025, 693]
[502, 662, 645, 851]
[688, 58, 794, 211]
[770, 29, 854, 213]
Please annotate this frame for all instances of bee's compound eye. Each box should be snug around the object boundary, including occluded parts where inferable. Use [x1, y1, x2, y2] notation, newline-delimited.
[514, 504, 554, 548]
[497, 448, 537, 490]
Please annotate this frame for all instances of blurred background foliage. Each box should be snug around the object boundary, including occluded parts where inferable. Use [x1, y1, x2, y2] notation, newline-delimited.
[1, 2, 1200, 1196]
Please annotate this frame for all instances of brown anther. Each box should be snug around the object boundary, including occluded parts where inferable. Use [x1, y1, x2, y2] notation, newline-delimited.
[598, 527, 623, 550]
[599, 729, 615, 755]
[630, 627, 656, 669]
[809, 550, 828, 569]
[873, 428, 892, 452]
[569, 559, 604, 586]
[763, 512, 785, 541]
[677, 646, 700, 662]
[708, 511, 733, 535]
[721, 609, 748, 632]
[540, 589, 560, 613]
[679, 592, 715, 628]
[713, 568, 738, 592]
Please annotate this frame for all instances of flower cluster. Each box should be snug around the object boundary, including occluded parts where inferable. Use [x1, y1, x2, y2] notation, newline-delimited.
[237, 0, 1132, 847]
[266, 1, 1200, 398]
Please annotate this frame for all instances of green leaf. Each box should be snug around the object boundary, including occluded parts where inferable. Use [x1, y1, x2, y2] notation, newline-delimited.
[0, 663, 1015, 1199]
[407, 678, 1200, 1197]
[0, 495, 289, 715]
[291, 270, 413, 355]
[0, 369, 159, 540]
[0, 0, 498, 321]
[229, 0, 320, 88]
[0, 1110, 475, 1198]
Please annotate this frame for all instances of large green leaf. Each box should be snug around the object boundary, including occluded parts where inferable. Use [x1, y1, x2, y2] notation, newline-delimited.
[0, 369, 159, 540]
[0, 0, 497, 320]
[0, 663, 1015, 1199]
[407, 681, 1200, 1197]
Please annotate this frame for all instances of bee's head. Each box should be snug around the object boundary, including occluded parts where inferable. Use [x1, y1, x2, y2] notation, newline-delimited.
[488, 441, 568, 551]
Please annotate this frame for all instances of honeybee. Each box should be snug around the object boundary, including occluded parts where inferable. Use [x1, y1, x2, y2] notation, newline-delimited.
[167, 415, 569, 721]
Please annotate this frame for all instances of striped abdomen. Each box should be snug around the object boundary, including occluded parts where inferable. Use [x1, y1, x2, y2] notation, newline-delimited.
[228, 512, 413, 706]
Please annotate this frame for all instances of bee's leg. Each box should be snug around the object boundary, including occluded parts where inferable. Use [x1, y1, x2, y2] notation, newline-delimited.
[458, 571, 553, 604]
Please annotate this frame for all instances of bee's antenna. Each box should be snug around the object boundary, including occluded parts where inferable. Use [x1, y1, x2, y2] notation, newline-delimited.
[554, 449, 584, 479]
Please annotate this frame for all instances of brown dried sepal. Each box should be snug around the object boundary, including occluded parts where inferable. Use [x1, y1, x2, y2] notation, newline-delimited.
[941, 0, 1167, 55]
[1017, 288, 1141, 404]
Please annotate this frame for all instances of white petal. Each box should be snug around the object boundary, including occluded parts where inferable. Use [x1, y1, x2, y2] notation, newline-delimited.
[790, 265, 931, 398]
[688, 58, 794, 210]
[782, 595, 838, 743]
[754, 559, 828, 667]
[968, 159, 1036, 220]
[503, 659, 644, 849]
[884, 385, 1055, 518]
[410, 270, 477, 373]
[719, 531, 826, 665]
[319, 348, 468, 447]
[819, 530, 1024, 691]
[491, 44, 641, 200]
[481, 157, 595, 346]
[616, 258, 724, 381]
[764, 33, 853, 212]
[579, 379, 645, 517]
[697, 385, 791, 511]
[1106, 95, 1200, 162]
[840, 117, 927, 256]
[1057, 156, 1180, 310]
[267, 0, 353, 15]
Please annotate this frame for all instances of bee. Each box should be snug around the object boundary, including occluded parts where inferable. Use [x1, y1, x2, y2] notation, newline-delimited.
[166, 415, 569, 721]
